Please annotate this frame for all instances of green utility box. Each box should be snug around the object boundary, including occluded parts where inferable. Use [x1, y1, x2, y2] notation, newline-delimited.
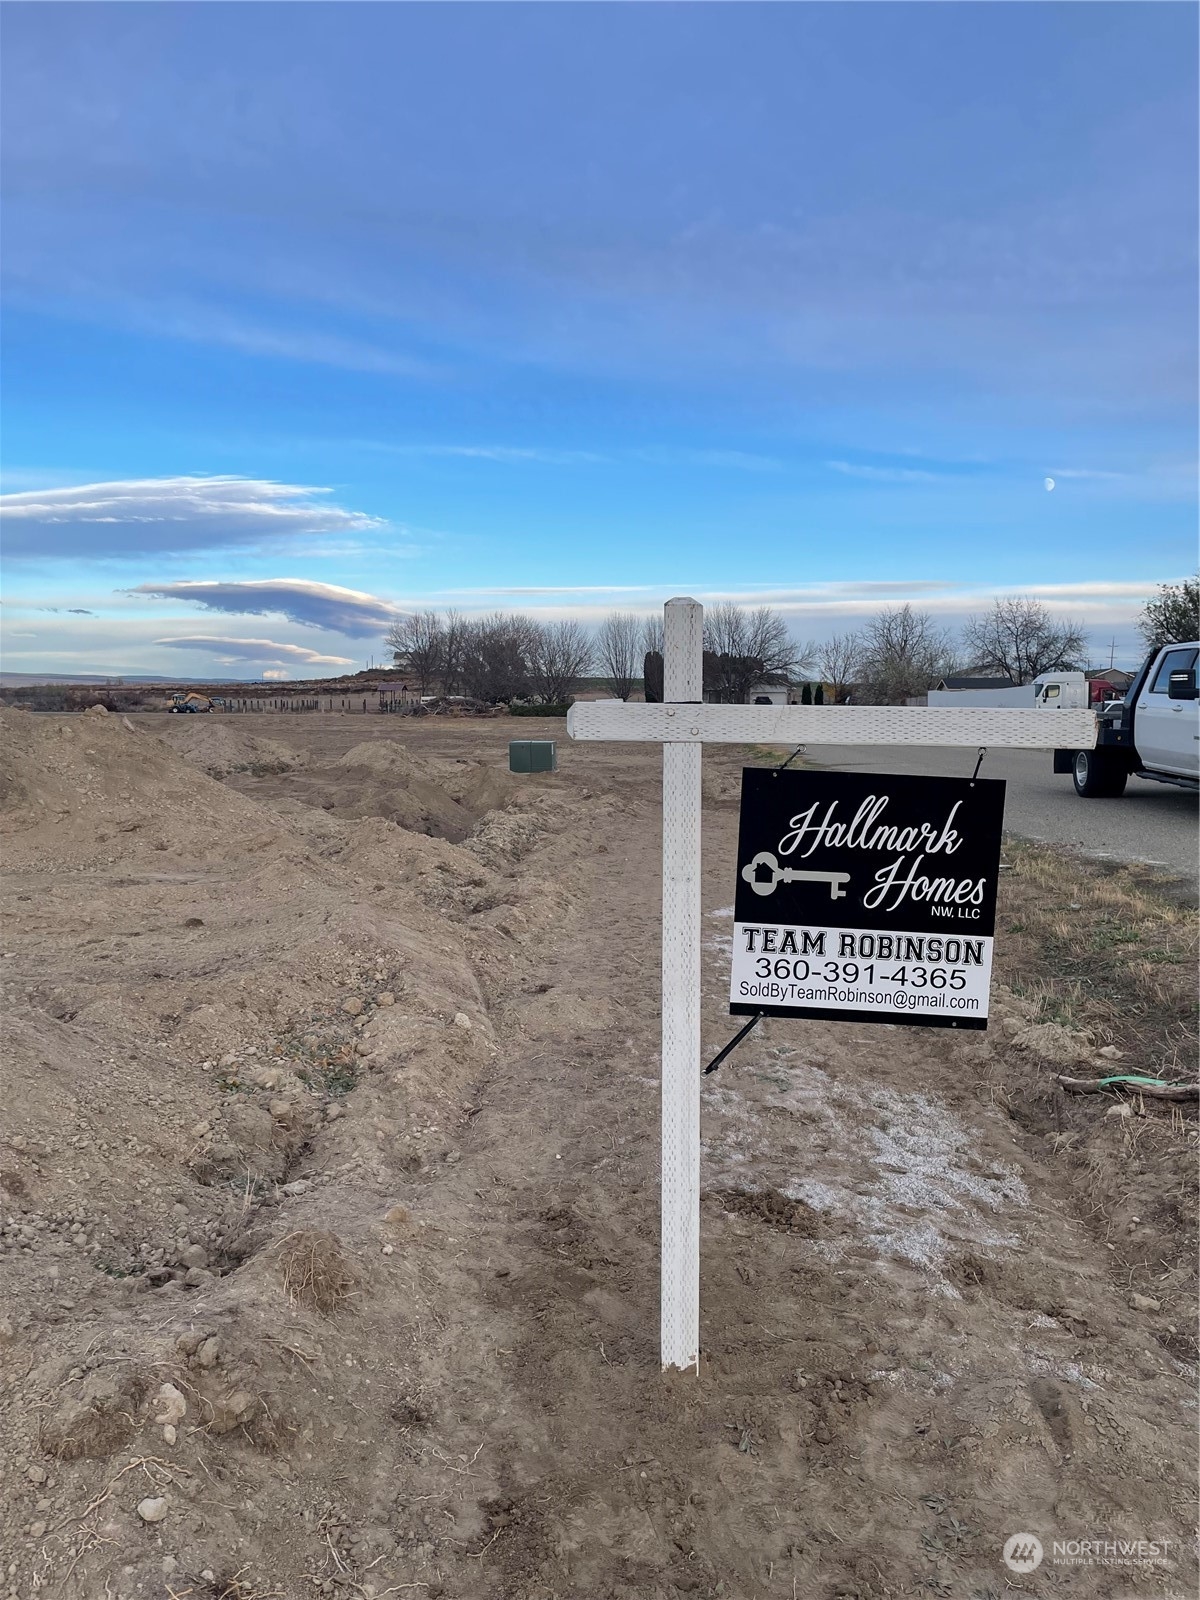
[509, 739, 557, 774]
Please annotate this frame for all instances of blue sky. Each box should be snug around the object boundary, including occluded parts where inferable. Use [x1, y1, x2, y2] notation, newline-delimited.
[1, 1, 1196, 677]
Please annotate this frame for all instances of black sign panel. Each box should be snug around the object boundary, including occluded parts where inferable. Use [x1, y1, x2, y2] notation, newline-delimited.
[730, 768, 1006, 1029]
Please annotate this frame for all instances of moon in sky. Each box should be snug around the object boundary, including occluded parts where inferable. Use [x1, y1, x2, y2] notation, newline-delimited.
[1044, 477, 1055, 491]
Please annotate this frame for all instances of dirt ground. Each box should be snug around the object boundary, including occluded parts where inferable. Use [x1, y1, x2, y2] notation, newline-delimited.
[1, 708, 1196, 1600]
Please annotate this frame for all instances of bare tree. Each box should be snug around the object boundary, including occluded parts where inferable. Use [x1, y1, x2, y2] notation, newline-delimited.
[440, 607, 466, 695]
[857, 605, 956, 704]
[703, 603, 796, 703]
[1138, 575, 1200, 651]
[963, 597, 1087, 684]
[596, 611, 642, 700]
[791, 636, 821, 681]
[384, 610, 443, 694]
[530, 619, 593, 704]
[458, 612, 539, 703]
[818, 632, 863, 704]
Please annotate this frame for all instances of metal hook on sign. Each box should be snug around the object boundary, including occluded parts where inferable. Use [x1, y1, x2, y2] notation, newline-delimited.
[703, 1012, 762, 1075]
[971, 747, 986, 783]
[776, 745, 806, 774]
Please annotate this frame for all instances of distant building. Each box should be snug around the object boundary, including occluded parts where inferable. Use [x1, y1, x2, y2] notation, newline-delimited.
[1086, 668, 1133, 691]
[1084, 668, 1134, 704]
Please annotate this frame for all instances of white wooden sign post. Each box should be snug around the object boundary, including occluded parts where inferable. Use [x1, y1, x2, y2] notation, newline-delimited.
[567, 597, 1097, 1372]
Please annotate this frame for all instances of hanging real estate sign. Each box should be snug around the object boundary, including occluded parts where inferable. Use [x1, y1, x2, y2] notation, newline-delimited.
[730, 768, 1006, 1030]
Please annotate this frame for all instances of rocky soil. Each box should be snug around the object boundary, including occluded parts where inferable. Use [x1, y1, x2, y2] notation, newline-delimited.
[0, 709, 1195, 1600]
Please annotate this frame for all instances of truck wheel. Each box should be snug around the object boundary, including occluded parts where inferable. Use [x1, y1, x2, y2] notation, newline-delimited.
[1073, 749, 1128, 798]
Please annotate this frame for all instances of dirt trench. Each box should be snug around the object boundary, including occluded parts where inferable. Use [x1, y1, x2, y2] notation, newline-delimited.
[0, 714, 1195, 1600]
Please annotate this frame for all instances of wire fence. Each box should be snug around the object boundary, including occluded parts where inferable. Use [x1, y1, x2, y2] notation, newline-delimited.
[222, 693, 421, 713]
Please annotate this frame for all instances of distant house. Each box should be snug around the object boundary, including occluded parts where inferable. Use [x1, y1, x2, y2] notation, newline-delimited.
[1086, 668, 1134, 692]
[934, 674, 1015, 691]
[1084, 668, 1134, 704]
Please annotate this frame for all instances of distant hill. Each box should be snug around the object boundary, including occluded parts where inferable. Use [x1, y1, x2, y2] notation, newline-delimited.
[0, 666, 400, 693]
[0, 671, 201, 686]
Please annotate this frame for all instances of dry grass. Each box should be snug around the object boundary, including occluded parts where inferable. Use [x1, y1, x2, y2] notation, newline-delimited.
[994, 841, 1198, 1358]
[276, 1230, 358, 1314]
[997, 840, 1198, 1077]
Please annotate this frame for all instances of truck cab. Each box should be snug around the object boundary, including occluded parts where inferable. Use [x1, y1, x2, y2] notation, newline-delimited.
[1055, 642, 1199, 797]
[1134, 644, 1199, 779]
[1032, 670, 1088, 709]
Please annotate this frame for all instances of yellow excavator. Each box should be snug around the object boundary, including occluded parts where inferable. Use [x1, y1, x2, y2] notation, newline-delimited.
[166, 691, 215, 713]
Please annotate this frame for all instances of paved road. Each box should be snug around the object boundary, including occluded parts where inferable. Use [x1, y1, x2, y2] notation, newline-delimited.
[803, 743, 1198, 886]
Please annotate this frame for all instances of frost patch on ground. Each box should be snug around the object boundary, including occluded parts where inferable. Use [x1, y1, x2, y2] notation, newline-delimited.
[701, 1054, 1030, 1284]
[1026, 1354, 1104, 1390]
[705, 906, 734, 956]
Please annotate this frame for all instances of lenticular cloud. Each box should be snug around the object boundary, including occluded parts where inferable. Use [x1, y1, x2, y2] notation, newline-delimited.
[132, 578, 402, 637]
[0, 476, 383, 559]
[153, 635, 353, 666]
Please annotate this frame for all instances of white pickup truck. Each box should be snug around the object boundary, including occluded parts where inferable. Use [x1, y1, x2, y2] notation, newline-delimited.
[1055, 641, 1200, 797]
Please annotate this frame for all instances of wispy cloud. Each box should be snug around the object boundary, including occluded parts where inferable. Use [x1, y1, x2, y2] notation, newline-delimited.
[1048, 468, 1129, 481]
[347, 440, 783, 471]
[383, 443, 607, 466]
[826, 460, 946, 484]
[131, 578, 402, 637]
[394, 578, 1166, 632]
[634, 447, 783, 472]
[434, 581, 954, 604]
[439, 584, 655, 597]
[150, 305, 439, 378]
[154, 635, 353, 666]
[0, 477, 384, 559]
[3, 283, 443, 380]
[1003, 581, 1162, 600]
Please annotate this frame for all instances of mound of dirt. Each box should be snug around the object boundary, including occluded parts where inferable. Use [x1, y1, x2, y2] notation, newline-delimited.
[0, 707, 278, 868]
[156, 718, 306, 778]
[219, 735, 528, 843]
[0, 713, 595, 1599]
[335, 739, 428, 777]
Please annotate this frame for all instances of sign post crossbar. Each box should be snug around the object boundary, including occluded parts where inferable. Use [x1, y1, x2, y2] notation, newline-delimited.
[566, 597, 1098, 1372]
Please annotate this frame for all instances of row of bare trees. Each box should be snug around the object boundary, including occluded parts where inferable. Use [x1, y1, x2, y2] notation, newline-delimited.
[598, 604, 812, 704]
[385, 610, 593, 704]
[386, 597, 1088, 706]
[386, 604, 813, 705]
[819, 599, 1088, 704]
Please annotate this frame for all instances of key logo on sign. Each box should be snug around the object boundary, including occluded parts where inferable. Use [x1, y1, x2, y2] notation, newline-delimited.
[740, 850, 850, 900]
